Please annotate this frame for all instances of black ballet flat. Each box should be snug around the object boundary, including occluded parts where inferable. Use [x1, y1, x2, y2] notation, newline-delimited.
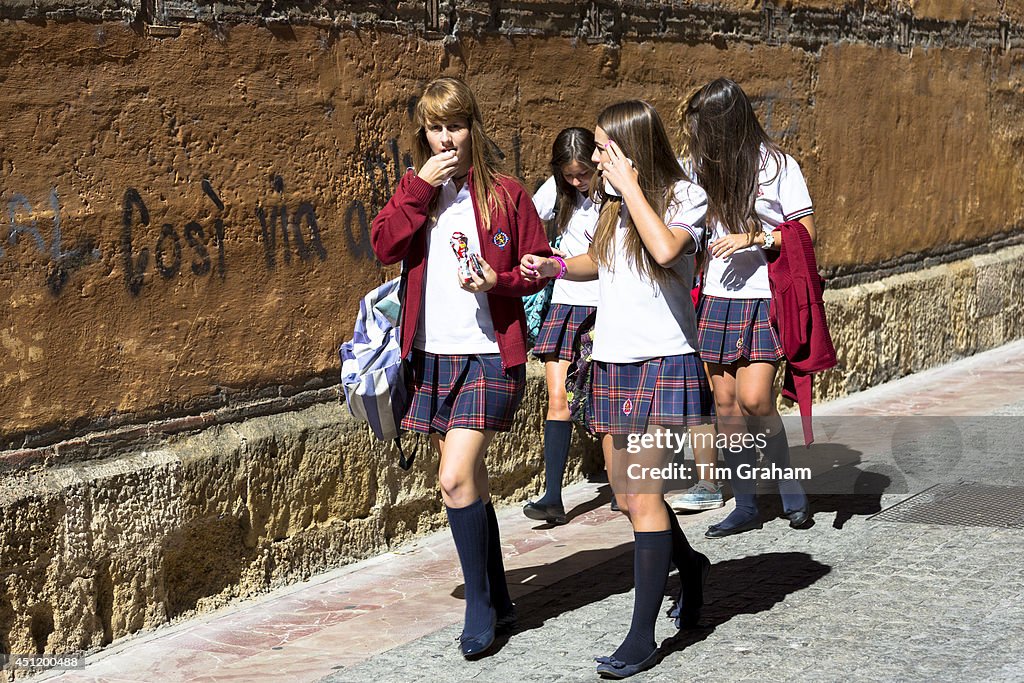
[595, 650, 661, 679]
[523, 501, 567, 525]
[459, 610, 497, 659]
[704, 517, 762, 538]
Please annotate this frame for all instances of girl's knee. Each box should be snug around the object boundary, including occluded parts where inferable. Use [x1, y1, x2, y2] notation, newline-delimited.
[546, 389, 570, 420]
[737, 395, 774, 417]
[438, 470, 470, 500]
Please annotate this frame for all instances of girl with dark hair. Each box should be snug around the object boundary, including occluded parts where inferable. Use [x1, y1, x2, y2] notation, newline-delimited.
[522, 127, 600, 525]
[683, 77, 817, 538]
[371, 76, 551, 658]
[522, 101, 713, 678]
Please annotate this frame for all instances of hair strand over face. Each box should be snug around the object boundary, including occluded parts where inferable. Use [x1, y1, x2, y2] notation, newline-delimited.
[681, 78, 784, 243]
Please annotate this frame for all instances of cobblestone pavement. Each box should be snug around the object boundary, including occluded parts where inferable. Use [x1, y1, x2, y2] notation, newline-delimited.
[33, 341, 1024, 683]
[324, 343, 1024, 683]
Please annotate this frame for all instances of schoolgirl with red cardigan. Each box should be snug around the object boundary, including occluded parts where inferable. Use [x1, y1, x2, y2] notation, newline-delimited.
[370, 76, 550, 661]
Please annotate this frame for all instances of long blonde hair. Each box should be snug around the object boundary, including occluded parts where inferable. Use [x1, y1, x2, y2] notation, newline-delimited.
[413, 77, 509, 232]
[589, 100, 687, 288]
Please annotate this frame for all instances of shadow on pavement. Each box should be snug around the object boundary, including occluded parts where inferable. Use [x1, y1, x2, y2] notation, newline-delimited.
[659, 551, 832, 657]
[452, 542, 636, 658]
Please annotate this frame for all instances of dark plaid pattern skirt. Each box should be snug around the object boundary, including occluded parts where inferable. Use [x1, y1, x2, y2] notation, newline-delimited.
[401, 351, 526, 434]
[697, 295, 784, 364]
[532, 303, 598, 361]
[589, 354, 714, 436]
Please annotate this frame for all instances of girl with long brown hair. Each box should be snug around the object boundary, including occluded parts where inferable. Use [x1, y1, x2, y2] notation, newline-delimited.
[684, 77, 817, 538]
[371, 76, 551, 658]
[522, 127, 600, 525]
[522, 101, 713, 678]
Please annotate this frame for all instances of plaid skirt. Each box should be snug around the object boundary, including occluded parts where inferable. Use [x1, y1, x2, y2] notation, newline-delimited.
[532, 304, 597, 361]
[589, 354, 714, 436]
[697, 295, 784, 364]
[401, 351, 526, 434]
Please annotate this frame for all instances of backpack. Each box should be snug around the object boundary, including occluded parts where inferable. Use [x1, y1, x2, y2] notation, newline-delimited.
[564, 310, 597, 434]
[338, 276, 414, 469]
[521, 235, 561, 348]
[522, 281, 553, 348]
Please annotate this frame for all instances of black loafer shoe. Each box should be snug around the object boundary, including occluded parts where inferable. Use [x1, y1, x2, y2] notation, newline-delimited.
[785, 507, 812, 529]
[459, 611, 497, 659]
[595, 649, 661, 679]
[704, 518, 762, 538]
[523, 501, 567, 525]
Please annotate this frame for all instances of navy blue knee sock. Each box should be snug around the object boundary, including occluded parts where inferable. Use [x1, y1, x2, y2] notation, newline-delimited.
[611, 530, 672, 665]
[664, 501, 697, 570]
[484, 502, 514, 618]
[762, 427, 808, 514]
[718, 446, 759, 528]
[446, 499, 494, 637]
[535, 420, 572, 507]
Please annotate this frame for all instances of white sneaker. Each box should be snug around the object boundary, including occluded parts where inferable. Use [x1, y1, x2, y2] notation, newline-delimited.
[669, 481, 724, 511]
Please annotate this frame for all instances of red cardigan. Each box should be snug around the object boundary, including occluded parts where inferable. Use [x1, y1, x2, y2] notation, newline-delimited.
[767, 220, 837, 445]
[371, 168, 552, 370]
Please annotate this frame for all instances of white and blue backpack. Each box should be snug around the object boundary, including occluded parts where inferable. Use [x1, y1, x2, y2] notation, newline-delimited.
[338, 276, 414, 469]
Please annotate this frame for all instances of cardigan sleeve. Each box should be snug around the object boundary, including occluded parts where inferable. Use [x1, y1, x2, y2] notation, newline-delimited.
[491, 182, 553, 297]
[370, 169, 437, 265]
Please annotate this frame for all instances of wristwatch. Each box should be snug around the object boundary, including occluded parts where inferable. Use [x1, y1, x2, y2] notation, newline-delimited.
[762, 230, 775, 250]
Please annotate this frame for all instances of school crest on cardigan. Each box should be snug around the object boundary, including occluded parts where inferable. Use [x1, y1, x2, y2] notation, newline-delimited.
[492, 230, 510, 249]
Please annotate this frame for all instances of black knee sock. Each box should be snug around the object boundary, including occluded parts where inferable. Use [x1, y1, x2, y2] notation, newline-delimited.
[446, 499, 494, 636]
[718, 446, 759, 528]
[611, 530, 672, 665]
[536, 420, 572, 507]
[761, 427, 807, 514]
[484, 502, 514, 617]
[664, 501, 706, 616]
[664, 501, 697, 571]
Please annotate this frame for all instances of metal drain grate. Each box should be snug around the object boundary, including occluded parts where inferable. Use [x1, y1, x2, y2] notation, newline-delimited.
[870, 483, 1024, 529]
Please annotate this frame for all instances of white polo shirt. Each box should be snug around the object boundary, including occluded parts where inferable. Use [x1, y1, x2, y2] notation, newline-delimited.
[702, 148, 814, 299]
[533, 177, 600, 307]
[591, 180, 707, 363]
[414, 179, 500, 354]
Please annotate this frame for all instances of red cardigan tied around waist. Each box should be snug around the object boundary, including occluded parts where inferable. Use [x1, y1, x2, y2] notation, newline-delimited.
[766, 220, 838, 446]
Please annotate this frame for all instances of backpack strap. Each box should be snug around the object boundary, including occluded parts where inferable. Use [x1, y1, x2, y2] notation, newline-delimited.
[395, 437, 414, 470]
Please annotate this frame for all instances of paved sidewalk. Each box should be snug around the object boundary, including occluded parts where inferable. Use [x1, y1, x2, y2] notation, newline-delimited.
[31, 341, 1024, 683]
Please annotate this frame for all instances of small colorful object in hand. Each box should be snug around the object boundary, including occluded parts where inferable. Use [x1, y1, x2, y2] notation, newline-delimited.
[450, 231, 485, 283]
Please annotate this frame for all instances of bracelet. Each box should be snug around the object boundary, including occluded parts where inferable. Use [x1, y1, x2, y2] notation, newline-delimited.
[551, 255, 568, 280]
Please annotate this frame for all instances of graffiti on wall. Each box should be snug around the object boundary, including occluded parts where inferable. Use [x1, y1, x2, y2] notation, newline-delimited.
[1, 178, 329, 296]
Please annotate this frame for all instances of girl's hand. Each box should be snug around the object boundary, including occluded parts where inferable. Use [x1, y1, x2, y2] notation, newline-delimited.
[461, 256, 498, 293]
[710, 233, 755, 259]
[417, 150, 460, 187]
[601, 139, 640, 196]
[551, 246, 567, 257]
[520, 254, 558, 280]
